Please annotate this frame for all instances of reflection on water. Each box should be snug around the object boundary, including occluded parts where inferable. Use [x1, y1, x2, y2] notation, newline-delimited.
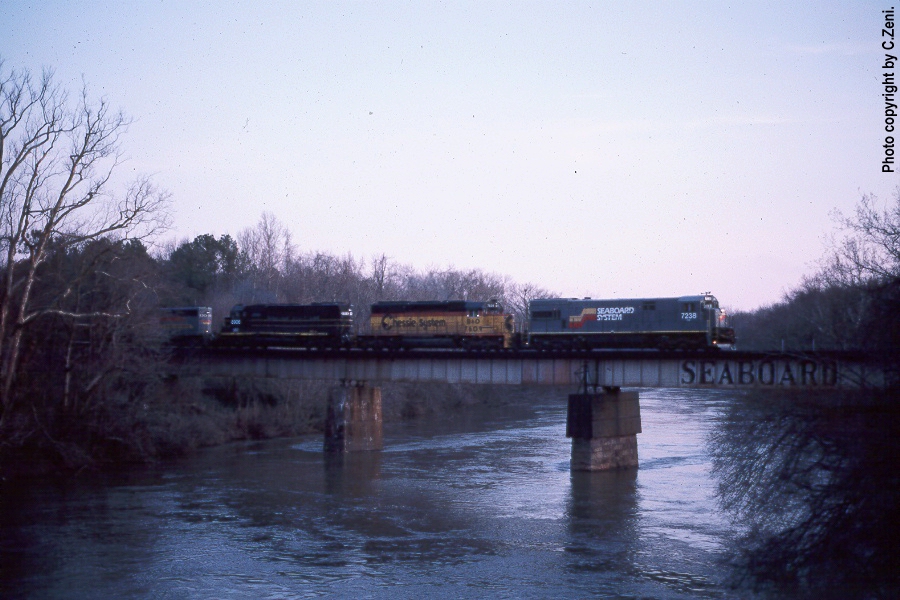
[1, 389, 744, 599]
[567, 468, 639, 564]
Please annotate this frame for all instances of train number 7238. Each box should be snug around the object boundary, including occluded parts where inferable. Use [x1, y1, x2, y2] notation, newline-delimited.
[681, 312, 698, 320]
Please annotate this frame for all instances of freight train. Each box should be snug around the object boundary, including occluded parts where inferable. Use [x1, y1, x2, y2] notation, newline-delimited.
[163, 293, 734, 351]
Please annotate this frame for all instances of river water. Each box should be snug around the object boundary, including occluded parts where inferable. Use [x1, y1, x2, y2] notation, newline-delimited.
[1, 388, 748, 599]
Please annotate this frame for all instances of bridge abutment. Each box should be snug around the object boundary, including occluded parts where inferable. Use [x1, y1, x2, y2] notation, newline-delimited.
[567, 388, 642, 471]
[324, 383, 383, 452]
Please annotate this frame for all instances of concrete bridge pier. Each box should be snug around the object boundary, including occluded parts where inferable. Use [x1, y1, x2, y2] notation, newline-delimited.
[567, 387, 642, 471]
[324, 382, 383, 452]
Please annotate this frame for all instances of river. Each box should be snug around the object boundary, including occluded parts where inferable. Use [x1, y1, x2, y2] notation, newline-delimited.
[1, 388, 747, 599]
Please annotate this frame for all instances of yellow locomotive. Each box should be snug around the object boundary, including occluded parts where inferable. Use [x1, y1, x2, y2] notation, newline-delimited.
[366, 299, 514, 349]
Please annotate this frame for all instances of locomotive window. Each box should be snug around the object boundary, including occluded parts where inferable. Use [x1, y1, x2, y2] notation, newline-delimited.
[682, 302, 696, 312]
[531, 310, 559, 320]
[702, 295, 718, 309]
[642, 302, 656, 311]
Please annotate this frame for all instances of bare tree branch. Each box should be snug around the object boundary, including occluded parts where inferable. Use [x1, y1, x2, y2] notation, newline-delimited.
[822, 190, 900, 286]
[0, 62, 170, 424]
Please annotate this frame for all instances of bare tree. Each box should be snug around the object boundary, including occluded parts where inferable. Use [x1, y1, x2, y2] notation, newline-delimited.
[370, 253, 390, 299]
[237, 211, 295, 300]
[711, 390, 900, 597]
[822, 190, 900, 285]
[0, 62, 169, 424]
[506, 281, 554, 330]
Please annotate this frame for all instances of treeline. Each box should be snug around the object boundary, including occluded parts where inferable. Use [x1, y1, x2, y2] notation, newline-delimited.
[731, 277, 900, 354]
[159, 212, 552, 332]
[0, 214, 554, 475]
[731, 191, 900, 360]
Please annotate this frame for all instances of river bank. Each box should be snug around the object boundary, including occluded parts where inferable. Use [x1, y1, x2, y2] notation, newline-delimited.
[0, 378, 555, 480]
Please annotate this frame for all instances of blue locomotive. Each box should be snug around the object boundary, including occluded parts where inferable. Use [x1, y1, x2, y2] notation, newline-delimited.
[527, 294, 735, 350]
[160, 306, 213, 342]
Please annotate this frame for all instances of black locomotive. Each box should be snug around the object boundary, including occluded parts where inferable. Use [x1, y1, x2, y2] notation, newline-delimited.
[217, 303, 354, 347]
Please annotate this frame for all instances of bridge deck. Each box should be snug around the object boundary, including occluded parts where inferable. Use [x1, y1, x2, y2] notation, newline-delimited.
[179, 348, 879, 389]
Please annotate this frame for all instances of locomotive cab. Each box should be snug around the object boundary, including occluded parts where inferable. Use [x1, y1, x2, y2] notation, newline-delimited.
[702, 294, 736, 349]
[484, 298, 503, 314]
[160, 306, 213, 344]
[225, 304, 244, 332]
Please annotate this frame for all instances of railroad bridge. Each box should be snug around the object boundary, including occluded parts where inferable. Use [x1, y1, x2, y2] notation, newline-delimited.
[181, 348, 880, 471]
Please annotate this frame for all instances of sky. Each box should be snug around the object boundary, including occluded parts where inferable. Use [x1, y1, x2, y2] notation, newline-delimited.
[2, 1, 895, 310]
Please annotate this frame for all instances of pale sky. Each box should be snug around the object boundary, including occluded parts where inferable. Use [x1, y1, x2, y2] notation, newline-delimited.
[3, 1, 895, 310]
